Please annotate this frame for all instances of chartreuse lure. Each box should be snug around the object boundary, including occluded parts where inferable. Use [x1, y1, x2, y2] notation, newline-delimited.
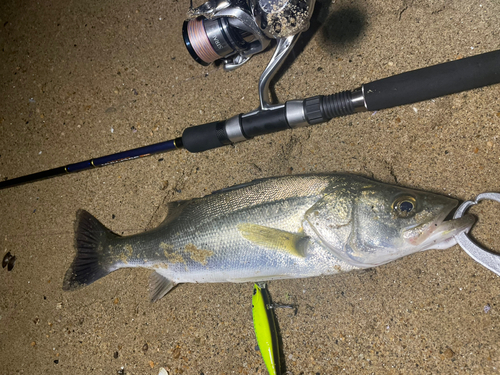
[252, 283, 281, 375]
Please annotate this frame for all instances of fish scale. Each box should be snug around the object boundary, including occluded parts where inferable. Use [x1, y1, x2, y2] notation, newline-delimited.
[63, 174, 475, 301]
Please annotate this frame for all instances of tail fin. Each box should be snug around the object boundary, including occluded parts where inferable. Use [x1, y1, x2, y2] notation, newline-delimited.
[63, 210, 118, 291]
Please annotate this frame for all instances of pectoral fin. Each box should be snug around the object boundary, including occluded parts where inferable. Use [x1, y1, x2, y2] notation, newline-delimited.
[238, 223, 308, 257]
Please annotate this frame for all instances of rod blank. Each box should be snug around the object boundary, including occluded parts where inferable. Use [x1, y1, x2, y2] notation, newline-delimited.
[0, 139, 181, 189]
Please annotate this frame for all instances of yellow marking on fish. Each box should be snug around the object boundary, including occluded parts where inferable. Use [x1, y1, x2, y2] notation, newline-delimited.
[163, 251, 185, 264]
[119, 254, 129, 264]
[153, 263, 169, 269]
[160, 242, 185, 264]
[237, 223, 307, 258]
[124, 244, 133, 256]
[185, 243, 214, 266]
[160, 243, 173, 251]
[114, 244, 134, 264]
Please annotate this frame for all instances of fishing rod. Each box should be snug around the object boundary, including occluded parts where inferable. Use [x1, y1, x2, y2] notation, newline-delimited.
[1, 48, 499, 190]
[1, 0, 499, 190]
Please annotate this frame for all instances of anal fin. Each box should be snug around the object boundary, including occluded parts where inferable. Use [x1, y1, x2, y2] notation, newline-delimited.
[149, 272, 176, 302]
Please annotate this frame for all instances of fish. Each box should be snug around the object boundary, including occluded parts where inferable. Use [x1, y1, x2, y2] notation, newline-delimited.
[63, 173, 475, 302]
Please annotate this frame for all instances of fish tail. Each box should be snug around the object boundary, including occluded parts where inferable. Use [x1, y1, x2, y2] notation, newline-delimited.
[63, 209, 118, 291]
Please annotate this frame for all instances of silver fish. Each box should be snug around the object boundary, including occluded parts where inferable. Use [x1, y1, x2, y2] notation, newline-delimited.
[63, 174, 475, 301]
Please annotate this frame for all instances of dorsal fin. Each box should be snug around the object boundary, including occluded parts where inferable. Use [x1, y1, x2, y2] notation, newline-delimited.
[211, 178, 270, 195]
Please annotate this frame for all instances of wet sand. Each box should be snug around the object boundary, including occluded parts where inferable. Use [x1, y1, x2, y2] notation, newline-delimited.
[1, 0, 499, 373]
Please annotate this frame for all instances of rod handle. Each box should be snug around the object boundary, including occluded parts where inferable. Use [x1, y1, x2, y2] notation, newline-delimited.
[363, 49, 500, 111]
[182, 108, 291, 153]
[181, 120, 232, 153]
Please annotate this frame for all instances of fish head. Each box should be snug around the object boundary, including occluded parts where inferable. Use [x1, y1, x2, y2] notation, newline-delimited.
[307, 181, 475, 268]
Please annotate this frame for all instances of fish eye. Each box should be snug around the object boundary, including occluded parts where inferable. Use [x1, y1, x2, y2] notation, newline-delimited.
[392, 196, 416, 218]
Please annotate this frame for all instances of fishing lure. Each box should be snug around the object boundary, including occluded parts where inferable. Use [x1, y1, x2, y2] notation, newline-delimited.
[252, 283, 281, 375]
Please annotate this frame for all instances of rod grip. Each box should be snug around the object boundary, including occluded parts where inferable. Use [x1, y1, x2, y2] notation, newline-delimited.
[182, 120, 231, 153]
[182, 108, 290, 153]
[363, 49, 500, 111]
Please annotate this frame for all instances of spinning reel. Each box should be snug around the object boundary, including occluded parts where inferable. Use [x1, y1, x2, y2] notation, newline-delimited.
[183, 0, 316, 107]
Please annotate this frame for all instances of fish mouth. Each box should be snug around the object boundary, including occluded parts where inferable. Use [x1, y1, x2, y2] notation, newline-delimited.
[412, 210, 476, 251]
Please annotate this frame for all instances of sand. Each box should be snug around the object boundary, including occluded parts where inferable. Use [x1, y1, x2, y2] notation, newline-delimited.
[0, 0, 499, 373]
